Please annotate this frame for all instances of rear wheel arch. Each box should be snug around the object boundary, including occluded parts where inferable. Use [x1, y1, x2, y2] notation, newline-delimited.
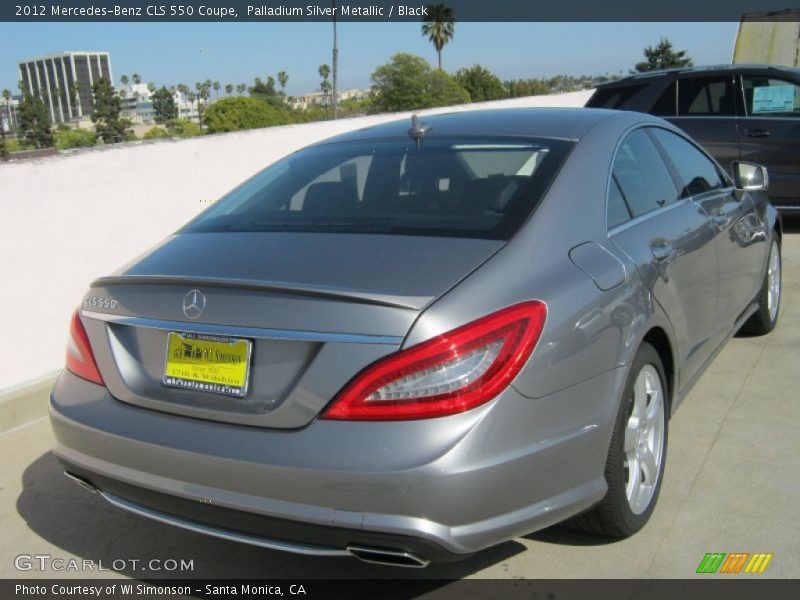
[640, 327, 675, 417]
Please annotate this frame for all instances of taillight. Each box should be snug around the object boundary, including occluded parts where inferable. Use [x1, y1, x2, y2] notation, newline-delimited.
[66, 310, 104, 385]
[322, 301, 546, 421]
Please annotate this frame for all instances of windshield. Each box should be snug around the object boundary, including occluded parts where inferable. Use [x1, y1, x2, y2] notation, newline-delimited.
[184, 137, 573, 240]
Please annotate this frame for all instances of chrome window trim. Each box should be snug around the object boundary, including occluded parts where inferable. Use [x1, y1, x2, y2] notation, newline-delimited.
[81, 310, 403, 346]
[607, 197, 691, 237]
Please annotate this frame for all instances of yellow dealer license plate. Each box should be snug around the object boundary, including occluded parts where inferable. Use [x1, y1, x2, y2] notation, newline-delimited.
[163, 331, 252, 397]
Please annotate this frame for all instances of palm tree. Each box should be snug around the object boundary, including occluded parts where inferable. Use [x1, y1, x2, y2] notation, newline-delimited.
[187, 91, 197, 123]
[120, 74, 129, 98]
[132, 73, 141, 85]
[236, 83, 246, 95]
[147, 82, 156, 94]
[421, 4, 455, 70]
[225, 83, 233, 96]
[213, 81, 220, 100]
[277, 71, 289, 97]
[319, 65, 332, 116]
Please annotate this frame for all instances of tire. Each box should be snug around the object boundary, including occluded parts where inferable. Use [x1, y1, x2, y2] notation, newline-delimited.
[568, 343, 668, 537]
[741, 237, 781, 336]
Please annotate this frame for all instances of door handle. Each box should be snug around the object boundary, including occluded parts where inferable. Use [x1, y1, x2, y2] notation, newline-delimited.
[651, 242, 674, 263]
[745, 128, 771, 138]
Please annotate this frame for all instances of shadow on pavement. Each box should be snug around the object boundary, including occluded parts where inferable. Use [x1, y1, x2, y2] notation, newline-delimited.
[523, 526, 619, 547]
[17, 451, 526, 580]
[782, 214, 800, 234]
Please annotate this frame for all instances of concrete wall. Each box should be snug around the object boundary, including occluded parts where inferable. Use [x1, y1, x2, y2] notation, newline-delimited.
[733, 17, 800, 67]
[0, 90, 592, 392]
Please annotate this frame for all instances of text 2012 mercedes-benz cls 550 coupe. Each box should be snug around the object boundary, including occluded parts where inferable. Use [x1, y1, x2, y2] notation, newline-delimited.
[51, 108, 782, 567]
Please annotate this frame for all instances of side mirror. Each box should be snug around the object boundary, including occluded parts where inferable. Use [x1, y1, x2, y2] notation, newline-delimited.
[732, 161, 769, 191]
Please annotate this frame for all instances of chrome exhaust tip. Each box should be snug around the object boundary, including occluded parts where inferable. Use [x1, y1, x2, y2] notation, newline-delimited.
[64, 471, 99, 494]
[347, 545, 429, 568]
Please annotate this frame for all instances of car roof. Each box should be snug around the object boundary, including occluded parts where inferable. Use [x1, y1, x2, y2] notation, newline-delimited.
[309, 107, 646, 146]
[595, 63, 800, 88]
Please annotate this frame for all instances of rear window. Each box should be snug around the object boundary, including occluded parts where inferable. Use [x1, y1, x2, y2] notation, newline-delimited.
[586, 84, 647, 109]
[184, 137, 573, 240]
[677, 77, 736, 116]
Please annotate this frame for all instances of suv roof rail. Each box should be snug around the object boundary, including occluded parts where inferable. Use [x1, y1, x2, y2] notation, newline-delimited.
[596, 63, 799, 88]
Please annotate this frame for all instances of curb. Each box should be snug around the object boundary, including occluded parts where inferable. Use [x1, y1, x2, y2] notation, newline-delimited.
[0, 372, 59, 434]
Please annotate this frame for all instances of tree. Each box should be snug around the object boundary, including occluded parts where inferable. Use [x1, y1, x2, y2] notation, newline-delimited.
[120, 74, 129, 97]
[0, 113, 7, 160]
[250, 77, 277, 98]
[147, 82, 156, 94]
[369, 53, 469, 113]
[634, 38, 693, 73]
[225, 83, 234, 96]
[318, 64, 331, 114]
[236, 83, 247, 95]
[54, 126, 96, 150]
[213, 81, 221, 99]
[203, 96, 291, 133]
[2, 88, 12, 135]
[17, 91, 53, 148]
[421, 4, 455, 70]
[195, 81, 212, 124]
[90, 77, 131, 144]
[151, 86, 178, 123]
[427, 69, 471, 107]
[454, 65, 506, 102]
[132, 73, 141, 85]
[165, 118, 202, 137]
[277, 71, 289, 97]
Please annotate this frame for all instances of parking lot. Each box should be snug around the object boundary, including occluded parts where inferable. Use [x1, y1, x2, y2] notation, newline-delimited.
[0, 218, 797, 581]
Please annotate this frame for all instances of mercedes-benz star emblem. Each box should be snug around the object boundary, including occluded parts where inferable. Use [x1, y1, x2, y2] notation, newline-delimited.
[182, 289, 206, 319]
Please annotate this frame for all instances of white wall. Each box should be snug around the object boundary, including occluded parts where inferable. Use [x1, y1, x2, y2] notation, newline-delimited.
[0, 90, 592, 392]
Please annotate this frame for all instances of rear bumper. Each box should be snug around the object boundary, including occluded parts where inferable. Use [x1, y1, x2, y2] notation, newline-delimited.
[49, 369, 620, 560]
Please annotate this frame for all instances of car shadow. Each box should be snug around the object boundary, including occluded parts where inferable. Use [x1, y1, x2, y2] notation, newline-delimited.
[523, 526, 620, 547]
[16, 451, 525, 581]
[782, 214, 800, 234]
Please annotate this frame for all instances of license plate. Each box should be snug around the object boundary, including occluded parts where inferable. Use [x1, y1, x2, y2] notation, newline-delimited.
[163, 332, 252, 397]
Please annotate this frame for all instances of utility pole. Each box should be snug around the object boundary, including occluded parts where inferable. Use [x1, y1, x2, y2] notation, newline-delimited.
[332, 0, 339, 119]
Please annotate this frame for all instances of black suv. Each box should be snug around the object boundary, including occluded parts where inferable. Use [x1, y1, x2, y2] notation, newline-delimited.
[587, 64, 800, 212]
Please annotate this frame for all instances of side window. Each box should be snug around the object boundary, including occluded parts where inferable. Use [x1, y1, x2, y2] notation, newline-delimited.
[650, 82, 676, 116]
[677, 77, 736, 116]
[650, 129, 725, 197]
[742, 76, 800, 117]
[607, 178, 632, 228]
[611, 129, 678, 219]
[586, 84, 647, 109]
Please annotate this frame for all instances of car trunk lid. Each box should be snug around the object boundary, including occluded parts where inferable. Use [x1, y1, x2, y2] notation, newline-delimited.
[81, 232, 504, 428]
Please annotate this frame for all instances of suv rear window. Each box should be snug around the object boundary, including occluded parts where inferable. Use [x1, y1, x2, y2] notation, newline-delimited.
[586, 84, 647, 109]
[677, 77, 736, 116]
[184, 138, 573, 240]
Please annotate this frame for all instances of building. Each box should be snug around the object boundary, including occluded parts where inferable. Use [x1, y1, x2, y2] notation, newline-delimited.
[120, 84, 200, 125]
[1, 96, 19, 134]
[733, 11, 800, 67]
[18, 51, 113, 124]
[290, 88, 370, 110]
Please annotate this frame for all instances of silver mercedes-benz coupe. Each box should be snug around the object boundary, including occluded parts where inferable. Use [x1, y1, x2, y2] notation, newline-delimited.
[51, 108, 782, 567]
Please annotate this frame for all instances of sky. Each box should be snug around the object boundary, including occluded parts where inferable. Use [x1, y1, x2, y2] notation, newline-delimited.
[0, 22, 739, 95]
